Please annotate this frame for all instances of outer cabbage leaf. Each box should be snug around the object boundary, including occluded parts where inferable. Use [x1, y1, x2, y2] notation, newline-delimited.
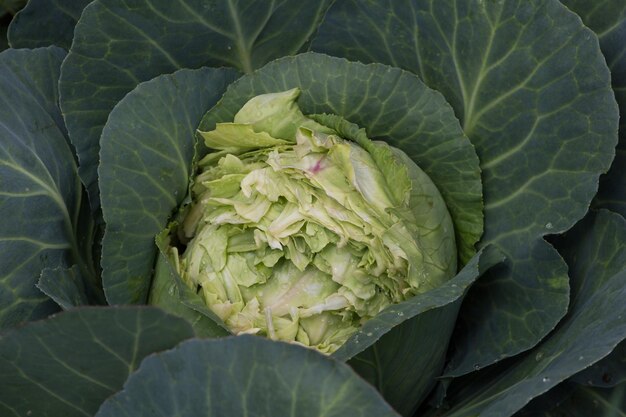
[312, 0, 619, 375]
[516, 339, 625, 416]
[561, 0, 626, 218]
[555, 384, 626, 417]
[99, 67, 239, 305]
[37, 265, 89, 310]
[95, 336, 401, 417]
[0, 1, 25, 51]
[59, 0, 334, 209]
[519, 383, 626, 417]
[0, 47, 100, 330]
[0, 307, 195, 417]
[0, 0, 25, 16]
[8, 0, 93, 49]
[516, 382, 626, 417]
[571, 341, 626, 388]
[0, 26, 7, 52]
[422, 210, 626, 417]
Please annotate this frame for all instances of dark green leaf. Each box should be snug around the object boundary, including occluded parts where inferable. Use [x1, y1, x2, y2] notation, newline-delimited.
[595, 142, 626, 217]
[38, 187, 103, 310]
[200, 52, 483, 267]
[37, 265, 89, 310]
[59, 0, 334, 209]
[560, 0, 626, 218]
[571, 341, 626, 388]
[555, 383, 626, 417]
[0, 306, 195, 417]
[0, 0, 26, 16]
[99, 67, 238, 305]
[513, 382, 576, 417]
[518, 383, 626, 417]
[556, 384, 626, 417]
[95, 336, 400, 417]
[443, 240, 569, 377]
[0, 16, 9, 51]
[8, 0, 93, 49]
[0, 47, 98, 330]
[553, 210, 626, 312]
[313, 0, 618, 375]
[424, 210, 626, 417]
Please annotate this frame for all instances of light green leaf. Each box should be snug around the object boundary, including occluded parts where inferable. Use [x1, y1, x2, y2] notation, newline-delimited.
[309, 113, 413, 212]
[8, 0, 92, 49]
[200, 123, 290, 150]
[312, 0, 618, 374]
[99, 67, 238, 305]
[0, 47, 99, 330]
[95, 336, 400, 417]
[309, 113, 458, 281]
[233, 88, 334, 140]
[59, 0, 334, 209]
[0, 307, 195, 417]
[149, 232, 230, 338]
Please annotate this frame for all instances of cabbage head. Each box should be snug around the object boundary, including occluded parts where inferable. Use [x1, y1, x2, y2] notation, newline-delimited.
[163, 89, 456, 353]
